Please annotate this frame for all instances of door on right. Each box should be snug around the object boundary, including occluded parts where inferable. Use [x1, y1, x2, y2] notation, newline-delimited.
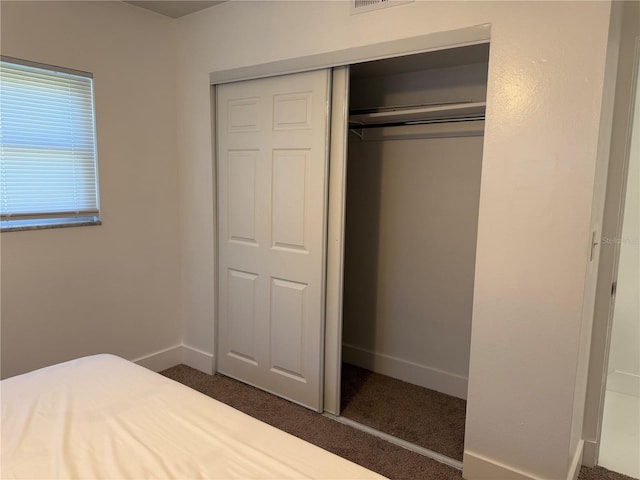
[599, 41, 640, 479]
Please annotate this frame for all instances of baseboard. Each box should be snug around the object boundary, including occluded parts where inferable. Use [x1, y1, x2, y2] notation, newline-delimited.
[582, 440, 598, 467]
[133, 345, 183, 372]
[462, 451, 541, 480]
[606, 370, 640, 397]
[463, 444, 583, 480]
[568, 441, 584, 480]
[133, 344, 214, 374]
[182, 344, 214, 374]
[342, 343, 468, 399]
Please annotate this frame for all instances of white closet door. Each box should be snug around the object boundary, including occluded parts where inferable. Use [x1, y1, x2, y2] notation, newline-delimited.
[216, 70, 331, 411]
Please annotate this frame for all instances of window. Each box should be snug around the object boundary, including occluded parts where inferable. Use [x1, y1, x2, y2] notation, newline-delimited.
[0, 56, 100, 231]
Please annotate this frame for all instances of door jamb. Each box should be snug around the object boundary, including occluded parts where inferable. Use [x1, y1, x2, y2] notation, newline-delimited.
[324, 66, 349, 415]
[582, 7, 640, 464]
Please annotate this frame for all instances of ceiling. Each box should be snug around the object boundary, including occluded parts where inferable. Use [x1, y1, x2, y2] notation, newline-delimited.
[124, 1, 225, 18]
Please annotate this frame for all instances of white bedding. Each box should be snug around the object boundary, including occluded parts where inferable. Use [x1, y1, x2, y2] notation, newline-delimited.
[1, 354, 386, 479]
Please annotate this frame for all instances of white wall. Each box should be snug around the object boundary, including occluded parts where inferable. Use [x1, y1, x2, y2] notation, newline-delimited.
[175, 2, 612, 479]
[0, 1, 181, 378]
[342, 133, 483, 400]
[608, 68, 640, 396]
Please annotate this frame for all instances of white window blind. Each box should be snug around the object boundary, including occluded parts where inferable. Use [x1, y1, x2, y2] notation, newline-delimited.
[0, 56, 100, 231]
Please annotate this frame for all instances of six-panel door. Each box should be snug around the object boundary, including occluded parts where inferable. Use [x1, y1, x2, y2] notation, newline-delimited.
[216, 70, 330, 411]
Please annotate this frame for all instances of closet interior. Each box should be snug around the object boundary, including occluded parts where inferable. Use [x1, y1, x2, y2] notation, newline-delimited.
[340, 43, 490, 462]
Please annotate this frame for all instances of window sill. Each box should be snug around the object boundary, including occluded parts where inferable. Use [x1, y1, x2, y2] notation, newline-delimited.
[1, 220, 102, 233]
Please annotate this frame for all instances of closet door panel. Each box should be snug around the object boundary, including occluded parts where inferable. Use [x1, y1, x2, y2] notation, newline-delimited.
[270, 277, 308, 380]
[324, 66, 350, 415]
[217, 70, 330, 411]
[227, 269, 259, 365]
[227, 150, 259, 245]
[271, 149, 309, 251]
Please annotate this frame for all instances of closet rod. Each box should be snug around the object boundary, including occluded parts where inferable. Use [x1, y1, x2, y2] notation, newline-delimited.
[349, 114, 485, 130]
[349, 118, 485, 141]
[348, 101, 486, 128]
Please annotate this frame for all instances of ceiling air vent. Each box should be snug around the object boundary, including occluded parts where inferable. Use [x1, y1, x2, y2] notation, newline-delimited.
[351, 0, 413, 15]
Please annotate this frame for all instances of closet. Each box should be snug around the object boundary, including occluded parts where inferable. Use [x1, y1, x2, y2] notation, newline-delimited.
[214, 38, 491, 464]
[339, 44, 490, 461]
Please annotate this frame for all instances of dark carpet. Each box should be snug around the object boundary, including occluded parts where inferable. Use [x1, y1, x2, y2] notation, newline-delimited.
[160, 364, 634, 480]
[341, 363, 466, 461]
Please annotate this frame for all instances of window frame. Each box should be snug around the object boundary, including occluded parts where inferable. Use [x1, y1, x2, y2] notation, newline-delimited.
[0, 56, 101, 232]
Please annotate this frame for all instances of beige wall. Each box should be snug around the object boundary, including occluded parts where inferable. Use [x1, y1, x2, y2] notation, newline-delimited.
[0, 1, 181, 378]
[0, 1, 616, 478]
[175, 2, 612, 479]
[343, 133, 483, 399]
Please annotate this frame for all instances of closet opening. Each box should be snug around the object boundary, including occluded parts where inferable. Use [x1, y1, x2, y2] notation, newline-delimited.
[338, 43, 490, 464]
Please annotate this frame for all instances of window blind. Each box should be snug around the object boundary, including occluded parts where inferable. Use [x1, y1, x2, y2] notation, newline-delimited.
[0, 56, 100, 230]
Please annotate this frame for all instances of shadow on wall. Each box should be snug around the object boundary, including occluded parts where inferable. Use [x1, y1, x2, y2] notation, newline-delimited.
[342, 131, 384, 353]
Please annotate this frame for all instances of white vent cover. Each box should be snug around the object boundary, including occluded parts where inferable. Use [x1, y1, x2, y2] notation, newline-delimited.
[351, 0, 413, 15]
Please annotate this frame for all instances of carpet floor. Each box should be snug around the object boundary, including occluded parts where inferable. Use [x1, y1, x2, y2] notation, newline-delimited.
[341, 363, 466, 461]
[160, 364, 635, 480]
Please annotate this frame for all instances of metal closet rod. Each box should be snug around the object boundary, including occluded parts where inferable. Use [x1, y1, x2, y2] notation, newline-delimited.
[348, 115, 485, 129]
[349, 100, 478, 114]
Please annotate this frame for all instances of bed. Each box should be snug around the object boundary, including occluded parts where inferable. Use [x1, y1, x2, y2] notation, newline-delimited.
[1, 354, 386, 479]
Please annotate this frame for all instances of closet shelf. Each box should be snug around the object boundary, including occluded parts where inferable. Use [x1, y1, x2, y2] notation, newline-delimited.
[349, 101, 486, 127]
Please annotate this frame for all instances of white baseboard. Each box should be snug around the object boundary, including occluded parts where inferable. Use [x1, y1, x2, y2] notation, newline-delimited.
[463, 443, 583, 480]
[582, 440, 598, 467]
[182, 344, 214, 374]
[133, 345, 183, 372]
[342, 343, 468, 399]
[568, 441, 584, 480]
[607, 370, 640, 397]
[133, 344, 214, 375]
[463, 451, 540, 480]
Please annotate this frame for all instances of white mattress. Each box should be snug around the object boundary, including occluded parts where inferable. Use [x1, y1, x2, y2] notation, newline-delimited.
[1, 354, 386, 479]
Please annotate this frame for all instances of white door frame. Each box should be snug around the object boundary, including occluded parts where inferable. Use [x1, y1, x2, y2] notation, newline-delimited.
[209, 25, 490, 86]
[209, 25, 492, 415]
[582, 2, 640, 465]
[323, 66, 349, 415]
